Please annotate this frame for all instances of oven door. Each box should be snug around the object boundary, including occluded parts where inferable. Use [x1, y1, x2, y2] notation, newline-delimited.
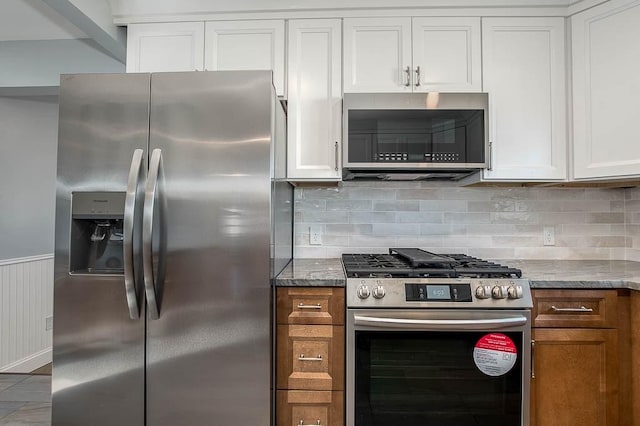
[347, 309, 531, 426]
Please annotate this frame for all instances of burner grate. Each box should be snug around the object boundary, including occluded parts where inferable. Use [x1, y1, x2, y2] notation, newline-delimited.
[342, 249, 522, 279]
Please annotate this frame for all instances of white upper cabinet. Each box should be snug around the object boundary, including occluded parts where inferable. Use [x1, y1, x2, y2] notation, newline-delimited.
[412, 17, 481, 92]
[343, 17, 412, 92]
[287, 19, 342, 180]
[126, 22, 205, 72]
[204, 20, 285, 96]
[481, 17, 567, 181]
[343, 17, 481, 93]
[572, 0, 640, 180]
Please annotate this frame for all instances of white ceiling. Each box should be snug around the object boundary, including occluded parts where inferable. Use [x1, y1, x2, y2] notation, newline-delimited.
[0, 0, 87, 41]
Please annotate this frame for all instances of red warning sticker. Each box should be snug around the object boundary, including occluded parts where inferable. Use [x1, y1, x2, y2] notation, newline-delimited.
[473, 333, 517, 377]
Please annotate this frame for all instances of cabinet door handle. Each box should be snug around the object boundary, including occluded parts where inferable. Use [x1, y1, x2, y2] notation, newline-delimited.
[415, 66, 421, 87]
[297, 303, 322, 310]
[404, 66, 411, 87]
[531, 339, 535, 379]
[551, 305, 593, 313]
[299, 421, 321, 426]
[298, 354, 323, 361]
[334, 141, 339, 172]
[488, 141, 493, 171]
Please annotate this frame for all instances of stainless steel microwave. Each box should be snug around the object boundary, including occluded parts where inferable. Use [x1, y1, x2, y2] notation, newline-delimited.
[342, 93, 489, 180]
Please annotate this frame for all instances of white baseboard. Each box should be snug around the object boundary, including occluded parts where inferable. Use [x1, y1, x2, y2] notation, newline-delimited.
[0, 347, 52, 373]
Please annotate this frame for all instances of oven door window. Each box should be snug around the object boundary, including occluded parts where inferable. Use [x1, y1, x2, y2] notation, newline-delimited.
[355, 331, 523, 426]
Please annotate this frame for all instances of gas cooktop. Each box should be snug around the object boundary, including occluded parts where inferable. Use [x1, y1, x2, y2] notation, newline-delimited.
[342, 248, 522, 279]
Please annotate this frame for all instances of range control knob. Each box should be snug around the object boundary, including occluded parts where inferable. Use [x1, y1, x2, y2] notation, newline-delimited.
[507, 285, 524, 299]
[357, 285, 371, 299]
[492, 285, 507, 299]
[475, 285, 491, 299]
[372, 285, 386, 299]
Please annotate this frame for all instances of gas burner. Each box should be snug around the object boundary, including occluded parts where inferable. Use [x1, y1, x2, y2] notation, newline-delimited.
[342, 248, 522, 279]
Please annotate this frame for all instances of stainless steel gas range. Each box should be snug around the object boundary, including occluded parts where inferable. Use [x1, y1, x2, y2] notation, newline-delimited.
[343, 248, 533, 426]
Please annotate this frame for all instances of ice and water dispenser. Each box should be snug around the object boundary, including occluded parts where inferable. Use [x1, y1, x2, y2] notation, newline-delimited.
[70, 192, 126, 274]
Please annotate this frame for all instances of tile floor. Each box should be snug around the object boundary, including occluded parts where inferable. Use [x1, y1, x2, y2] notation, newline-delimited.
[0, 374, 51, 425]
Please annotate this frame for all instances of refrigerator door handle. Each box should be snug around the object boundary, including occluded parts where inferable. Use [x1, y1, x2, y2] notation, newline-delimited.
[123, 149, 144, 320]
[143, 149, 162, 320]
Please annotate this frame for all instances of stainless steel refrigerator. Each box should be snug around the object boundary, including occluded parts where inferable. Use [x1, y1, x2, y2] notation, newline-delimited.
[52, 71, 293, 425]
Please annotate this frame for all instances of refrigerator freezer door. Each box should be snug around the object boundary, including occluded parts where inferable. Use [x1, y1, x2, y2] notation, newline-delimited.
[53, 74, 149, 426]
[146, 71, 274, 425]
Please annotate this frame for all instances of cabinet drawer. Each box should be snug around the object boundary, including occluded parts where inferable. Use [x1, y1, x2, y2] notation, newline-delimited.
[532, 290, 617, 328]
[276, 390, 343, 426]
[277, 287, 345, 325]
[277, 325, 344, 391]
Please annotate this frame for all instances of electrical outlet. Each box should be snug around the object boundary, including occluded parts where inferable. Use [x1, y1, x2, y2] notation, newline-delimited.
[309, 225, 323, 245]
[45, 316, 53, 331]
[543, 226, 555, 246]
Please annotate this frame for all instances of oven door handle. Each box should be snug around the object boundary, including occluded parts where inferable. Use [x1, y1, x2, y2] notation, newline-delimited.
[353, 315, 528, 330]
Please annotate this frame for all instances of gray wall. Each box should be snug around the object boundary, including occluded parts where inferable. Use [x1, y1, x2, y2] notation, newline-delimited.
[0, 96, 58, 260]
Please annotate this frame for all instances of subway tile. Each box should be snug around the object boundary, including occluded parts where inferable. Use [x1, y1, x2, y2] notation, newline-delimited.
[515, 200, 556, 212]
[539, 212, 586, 224]
[323, 234, 350, 246]
[468, 200, 515, 212]
[326, 199, 372, 211]
[397, 212, 443, 223]
[301, 187, 346, 199]
[419, 200, 467, 212]
[441, 236, 493, 248]
[349, 212, 396, 224]
[295, 199, 326, 210]
[610, 200, 625, 212]
[396, 189, 441, 200]
[584, 188, 625, 200]
[420, 224, 467, 236]
[444, 212, 490, 224]
[373, 181, 422, 189]
[559, 224, 610, 235]
[371, 223, 420, 236]
[466, 224, 518, 236]
[349, 235, 397, 247]
[301, 211, 349, 223]
[440, 188, 491, 200]
[346, 187, 397, 200]
[468, 247, 516, 259]
[325, 224, 373, 235]
[586, 212, 625, 224]
[514, 247, 611, 260]
[395, 237, 443, 247]
[535, 189, 585, 200]
[374, 200, 420, 211]
[492, 236, 542, 247]
[491, 212, 539, 225]
[294, 246, 327, 258]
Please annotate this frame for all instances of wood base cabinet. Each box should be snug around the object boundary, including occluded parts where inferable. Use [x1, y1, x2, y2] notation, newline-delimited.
[276, 287, 345, 426]
[531, 289, 632, 426]
[531, 328, 618, 426]
[277, 391, 343, 426]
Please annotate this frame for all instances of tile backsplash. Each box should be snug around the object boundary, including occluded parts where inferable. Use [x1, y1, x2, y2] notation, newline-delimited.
[626, 187, 640, 261]
[294, 181, 636, 260]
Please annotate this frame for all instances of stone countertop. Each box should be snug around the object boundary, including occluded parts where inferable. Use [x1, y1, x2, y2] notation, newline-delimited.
[494, 259, 640, 291]
[275, 258, 346, 287]
[276, 258, 640, 291]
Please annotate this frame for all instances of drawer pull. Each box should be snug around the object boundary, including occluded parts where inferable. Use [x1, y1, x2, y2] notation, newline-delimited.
[298, 354, 323, 362]
[299, 421, 321, 426]
[297, 303, 322, 310]
[551, 305, 593, 313]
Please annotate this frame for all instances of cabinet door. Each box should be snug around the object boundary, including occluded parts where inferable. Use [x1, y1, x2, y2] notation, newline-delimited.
[126, 22, 204, 72]
[287, 19, 342, 181]
[572, 0, 640, 179]
[343, 17, 412, 93]
[204, 20, 285, 96]
[481, 17, 567, 181]
[276, 390, 343, 426]
[531, 328, 618, 426]
[412, 17, 481, 92]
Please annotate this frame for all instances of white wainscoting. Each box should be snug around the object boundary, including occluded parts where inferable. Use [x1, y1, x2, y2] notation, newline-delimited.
[0, 254, 54, 372]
